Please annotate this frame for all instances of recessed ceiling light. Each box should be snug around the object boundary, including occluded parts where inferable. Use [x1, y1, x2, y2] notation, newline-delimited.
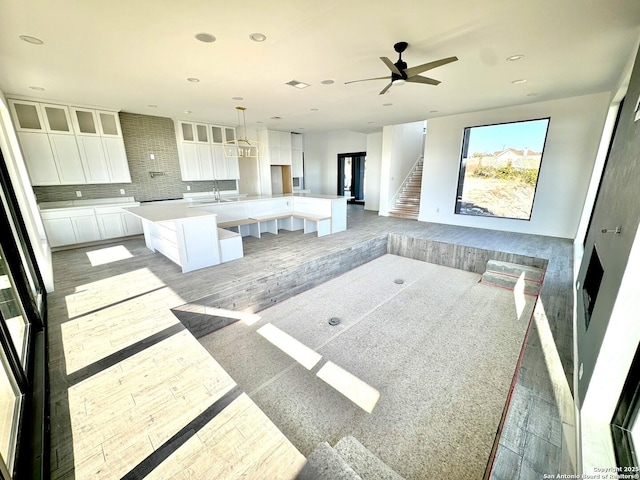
[184, 110, 192, 114]
[19, 35, 44, 45]
[506, 54, 524, 62]
[320, 80, 335, 85]
[527, 92, 538, 97]
[286, 80, 310, 89]
[29, 86, 45, 91]
[232, 96, 244, 101]
[187, 77, 200, 83]
[298, 128, 305, 130]
[511, 79, 527, 85]
[270, 116, 282, 120]
[382, 103, 393, 107]
[249, 33, 267, 42]
[257, 121, 263, 124]
[367, 121, 375, 124]
[429, 110, 439, 113]
[310, 108, 319, 112]
[194, 33, 216, 43]
[147, 104, 158, 108]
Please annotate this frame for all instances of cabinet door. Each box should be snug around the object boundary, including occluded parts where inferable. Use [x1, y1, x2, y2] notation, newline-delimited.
[49, 134, 86, 184]
[180, 122, 195, 142]
[42, 218, 76, 247]
[292, 150, 304, 177]
[97, 111, 122, 137]
[180, 143, 200, 180]
[97, 213, 125, 239]
[17, 132, 60, 185]
[211, 126, 224, 144]
[102, 138, 131, 182]
[70, 108, 100, 135]
[77, 136, 109, 183]
[279, 148, 292, 165]
[197, 144, 214, 180]
[41, 104, 74, 135]
[291, 133, 303, 150]
[224, 127, 236, 144]
[8, 100, 45, 132]
[212, 145, 227, 179]
[195, 124, 209, 143]
[269, 146, 281, 165]
[71, 216, 101, 243]
[122, 213, 143, 235]
[267, 130, 280, 148]
[226, 157, 240, 179]
[279, 131, 291, 150]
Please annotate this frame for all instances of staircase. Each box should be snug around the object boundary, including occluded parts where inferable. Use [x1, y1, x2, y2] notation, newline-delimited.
[297, 436, 404, 480]
[480, 260, 545, 296]
[388, 157, 423, 220]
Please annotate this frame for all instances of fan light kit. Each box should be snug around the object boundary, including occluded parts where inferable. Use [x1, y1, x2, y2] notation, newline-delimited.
[225, 107, 262, 158]
[346, 41, 458, 95]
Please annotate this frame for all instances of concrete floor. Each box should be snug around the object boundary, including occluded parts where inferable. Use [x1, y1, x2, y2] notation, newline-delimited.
[199, 254, 537, 479]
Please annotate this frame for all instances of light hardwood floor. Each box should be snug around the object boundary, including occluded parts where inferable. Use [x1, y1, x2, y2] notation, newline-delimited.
[47, 205, 574, 479]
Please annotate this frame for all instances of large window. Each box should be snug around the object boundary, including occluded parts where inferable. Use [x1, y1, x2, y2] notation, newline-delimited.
[454, 118, 550, 220]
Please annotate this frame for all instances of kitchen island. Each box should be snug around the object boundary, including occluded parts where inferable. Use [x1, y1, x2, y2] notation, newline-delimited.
[125, 194, 347, 272]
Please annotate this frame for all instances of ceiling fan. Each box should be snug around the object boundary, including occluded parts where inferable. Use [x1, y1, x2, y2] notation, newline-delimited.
[345, 42, 458, 95]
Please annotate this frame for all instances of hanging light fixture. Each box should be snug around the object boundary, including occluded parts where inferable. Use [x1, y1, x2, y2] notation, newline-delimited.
[225, 106, 262, 158]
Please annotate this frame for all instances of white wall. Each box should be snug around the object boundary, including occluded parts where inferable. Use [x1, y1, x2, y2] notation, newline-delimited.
[302, 130, 367, 195]
[418, 92, 611, 239]
[364, 132, 382, 211]
[0, 91, 54, 291]
[378, 121, 424, 215]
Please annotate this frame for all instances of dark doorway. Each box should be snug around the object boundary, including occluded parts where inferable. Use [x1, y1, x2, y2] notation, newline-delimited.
[337, 152, 366, 204]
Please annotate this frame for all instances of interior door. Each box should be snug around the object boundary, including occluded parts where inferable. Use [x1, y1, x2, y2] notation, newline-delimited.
[337, 152, 366, 203]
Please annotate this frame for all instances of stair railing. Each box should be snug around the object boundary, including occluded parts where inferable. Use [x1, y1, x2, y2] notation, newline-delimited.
[390, 155, 424, 210]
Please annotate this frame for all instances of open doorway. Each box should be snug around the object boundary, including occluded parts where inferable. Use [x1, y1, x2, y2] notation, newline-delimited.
[337, 152, 366, 204]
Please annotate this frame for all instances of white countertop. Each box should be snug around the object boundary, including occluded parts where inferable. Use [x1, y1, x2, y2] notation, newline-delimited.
[123, 203, 217, 223]
[39, 197, 139, 211]
[185, 193, 347, 207]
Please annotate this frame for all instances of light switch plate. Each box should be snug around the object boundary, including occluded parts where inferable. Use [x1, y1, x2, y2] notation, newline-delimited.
[75, 191, 82, 198]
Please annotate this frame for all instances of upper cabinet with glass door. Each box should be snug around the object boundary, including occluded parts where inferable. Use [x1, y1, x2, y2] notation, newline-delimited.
[71, 108, 122, 137]
[9, 100, 75, 136]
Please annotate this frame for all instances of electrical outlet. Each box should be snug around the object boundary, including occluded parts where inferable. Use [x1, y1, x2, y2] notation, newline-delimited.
[120, 189, 125, 195]
[75, 191, 82, 198]
[186, 185, 191, 191]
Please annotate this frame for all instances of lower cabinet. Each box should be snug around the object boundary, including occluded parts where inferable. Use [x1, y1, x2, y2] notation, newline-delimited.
[42, 205, 143, 247]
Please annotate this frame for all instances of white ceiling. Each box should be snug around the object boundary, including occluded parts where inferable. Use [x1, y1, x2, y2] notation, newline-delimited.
[1, 0, 640, 134]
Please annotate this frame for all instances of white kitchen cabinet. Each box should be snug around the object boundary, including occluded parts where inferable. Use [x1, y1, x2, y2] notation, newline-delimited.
[291, 133, 303, 150]
[197, 144, 214, 180]
[77, 136, 109, 182]
[122, 213, 143, 235]
[71, 107, 100, 135]
[41, 104, 74, 135]
[41, 208, 100, 246]
[97, 111, 122, 137]
[42, 217, 75, 247]
[48, 134, 86, 184]
[292, 149, 304, 178]
[212, 145, 227, 179]
[17, 132, 60, 185]
[8, 100, 45, 132]
[10, 98, 130, 186]
[211, 125, 224, 144]
[72, 215, 101, 243]
[96, 210, 125, 239]
[180, 143, 200, 180]
[226, 156, 240, 179]
[279, 131, 291, 150]
[102, 137, 131, 182]
[180, 122, 195, 142]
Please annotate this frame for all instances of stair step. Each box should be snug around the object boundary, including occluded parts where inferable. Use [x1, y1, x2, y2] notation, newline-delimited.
[485, 260, 545, 283]
[297, 442, 362, 480]
[480, 260, 545, 295]
[334, 436, 404, 480]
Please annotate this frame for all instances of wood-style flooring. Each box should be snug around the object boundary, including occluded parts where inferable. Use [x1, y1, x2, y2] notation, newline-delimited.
[47, 205, 575, 479]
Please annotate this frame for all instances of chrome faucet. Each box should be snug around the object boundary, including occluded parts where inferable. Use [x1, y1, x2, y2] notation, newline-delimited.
[213, 180, 220, 201]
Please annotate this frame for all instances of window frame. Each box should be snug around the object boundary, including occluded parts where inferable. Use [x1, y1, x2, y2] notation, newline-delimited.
[453, 117, 551, 221]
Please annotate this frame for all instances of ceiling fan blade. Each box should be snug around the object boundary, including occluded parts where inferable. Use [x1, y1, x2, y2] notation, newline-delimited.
[379, 57, 402, 76]
[404, 56, 458, 78]
[406, 75, 441, 86]
[344, 76, 389, 85]
[379, 82, 393, 95]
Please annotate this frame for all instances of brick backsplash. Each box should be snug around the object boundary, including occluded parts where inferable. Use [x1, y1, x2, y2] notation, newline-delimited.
[33, 112, 236, 203]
